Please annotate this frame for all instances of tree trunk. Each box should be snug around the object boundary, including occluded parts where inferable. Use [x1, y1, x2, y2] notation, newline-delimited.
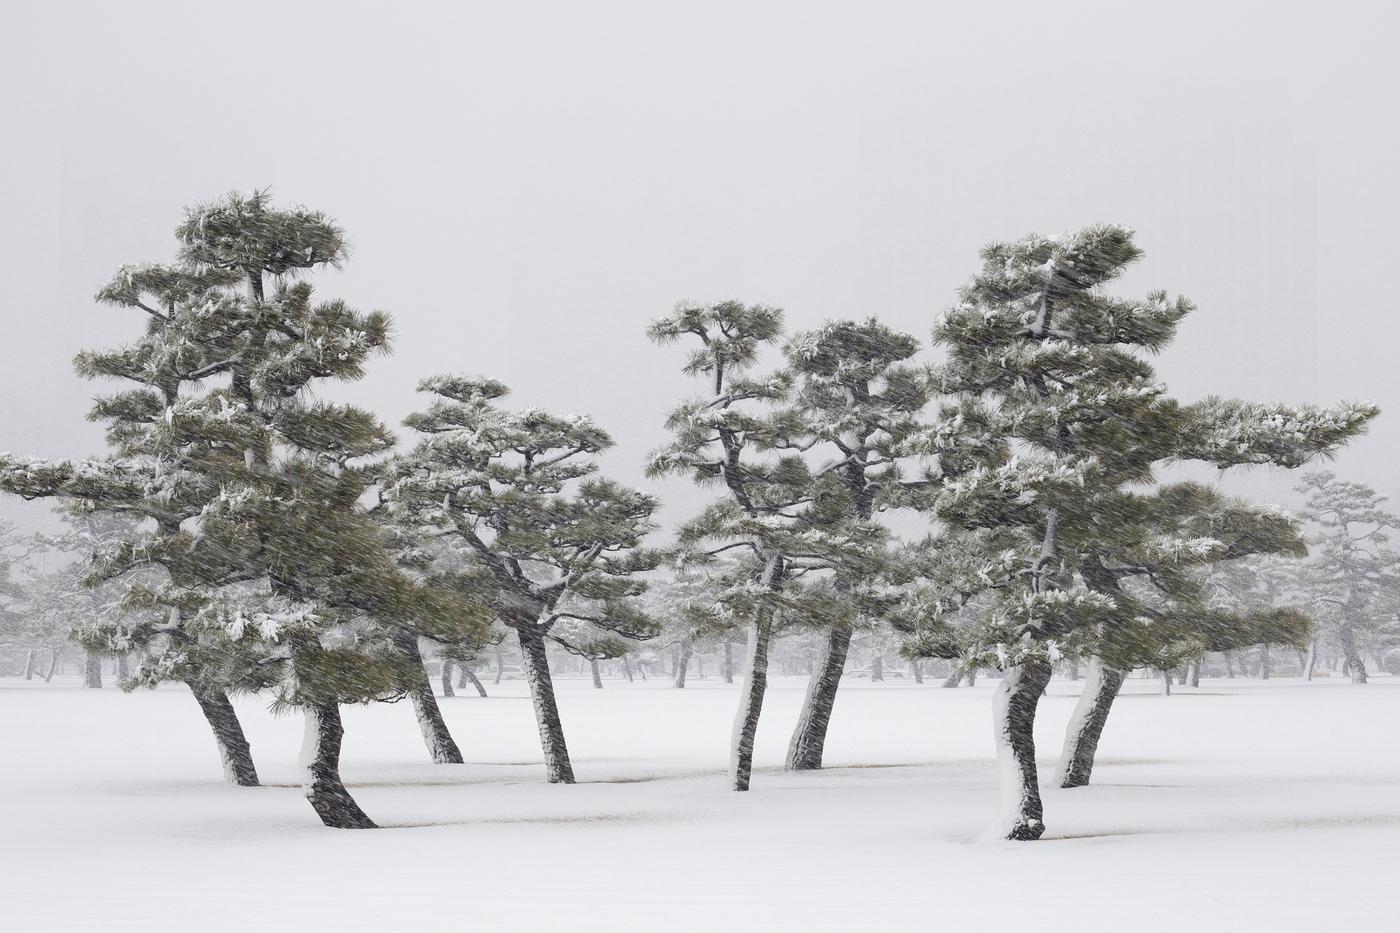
[722, 638, 734, 684]
[23, 649, 36, 680]
[1188, 656, 1201, 688]
[300, 702, 376, 829]
[462, 667, 487, 697]
[991, 659, 1052, 840]
[494, 643, 505, 684]
[517, 626, 574, 783]
[1176, 666, 1188, 686]
[941, 666, 962, 688]
[785, 626, 852, 771]
[1259, 642, 1271, 680]
[1303, 640, 1318, 681]
[1055, 662, 1125, 788]
[911, 660, 923, 684]
[84, 653, 102, 688]
[186, 680, 260, 786]
[116, 654, 129, 680]
[729, 608, 774, 792]
[622, 656, 634, 682]
[590, 658, 603, 689]
[394, 630, 463, 765]
[1161, 670, 1171, 695]
[1224, 651, 1236, 678]
[965, 668, 977, 686]
[43, 648, 61, 682]
[870, 649, 884, 682]
[440, 660, 456, 697]
[1067, 657, 1080, 681]
[673, 638, 692, 688]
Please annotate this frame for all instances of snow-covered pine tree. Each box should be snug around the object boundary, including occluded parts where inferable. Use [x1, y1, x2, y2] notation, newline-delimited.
[0, 243, 267, 783]
[1291, 471, 1400, 683]
[383, 375, 661, 784]
[647, 302, 871, 790]
[158, 191, 492, 828]
[780, 319, 929, 771]
[1055, 485, 1311, 788]
[925, 225, 1377, 839]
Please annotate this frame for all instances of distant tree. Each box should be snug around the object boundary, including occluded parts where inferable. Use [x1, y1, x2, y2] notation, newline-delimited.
[1291, 472, 1400, 683]
[384, 375, 660, 784]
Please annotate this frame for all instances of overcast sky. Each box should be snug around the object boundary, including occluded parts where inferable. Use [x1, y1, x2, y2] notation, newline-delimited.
[2, 1, 1397, 536]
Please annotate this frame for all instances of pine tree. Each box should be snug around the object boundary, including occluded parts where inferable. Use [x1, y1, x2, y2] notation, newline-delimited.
[780, 319, 930, 771]
[647, 302, 873, 790]
[1291, 472, 1400, 683]
[383, 375, 660, 784]
[0, 230, 266, 784]
[918, 225, 1377, 839]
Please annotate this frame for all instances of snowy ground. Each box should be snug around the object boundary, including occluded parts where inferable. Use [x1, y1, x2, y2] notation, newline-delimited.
[1, 673, 1396, 932]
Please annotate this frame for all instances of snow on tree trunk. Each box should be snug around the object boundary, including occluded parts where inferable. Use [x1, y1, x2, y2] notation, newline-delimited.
[870, 650, 884, 682]
[517, 626, 574, 784]
[116, 654, 129, 680]
[728, 607, 774, 793]
[1259, 642, 1271, 680]
[965, 668, 977, 686]
[722, 638, 734, 684]
[785, 626, 852, 771]
[590, 658, 603, 689]
[457, 666, 469, 689]
[989, 659, 1052, 841]
[1161, 671, 1171, 695]
[912, 660, 923, 684]
[23, 649, 36, 680]
[622, 657, 634, 682]
[1340, 626, 1370, 683]
[395, 630, 463, 765]
[673, 638, 692, 688]
[187, 680, 259, 787]
[941, 667, 962, 688]
[300, 702, 376, 829]
[1188, 657, 1201, 688]
[1176, 666, 1188, 686]
[1303, 640, 1318, 681]
[494, 643, 505, 684]
[1225, 652, 1236, 678]
[1067, 658, 1080, 681]
[84, 653, 102, 688]
[440, 660, 456, 697]
[1055, 662, 1125, 789]
[43, 649, 61, 682]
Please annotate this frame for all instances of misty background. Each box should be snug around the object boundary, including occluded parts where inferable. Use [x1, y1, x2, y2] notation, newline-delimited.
[2, 0, 1395, 537]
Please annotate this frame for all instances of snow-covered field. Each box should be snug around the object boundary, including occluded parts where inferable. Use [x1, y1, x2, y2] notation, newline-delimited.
[2, 674, 1396, 932]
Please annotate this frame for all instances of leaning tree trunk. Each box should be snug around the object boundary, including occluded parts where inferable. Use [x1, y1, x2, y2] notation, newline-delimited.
[622, 656, 634, 683]
[729, 607, 775, 792]
[44, 648, 61, 682]
[440, 660, 456, 697]
[722, 638, 734, 684]
[991, 659, 1053, 840]
[186, 679, 260, 787]
[517, 625, 574, 783]
[457, 666, 469, 690]
[1303, 640, 1318, 681]
[494, 643, 505, 684]
[673, 639, 692, 688]
[786, 626, 852, 771]
[941, 666, 962, 688]
[965, 668, 978, 686]
[912, 660, 923, 684]
[84, 653, 102, 688]
[394, 630, 463, 765]
[590, 658, 603, 689]
[23, 649, 37, 680]
[1055, 662, 1125, 789]
[300, 701, 376, 829]
[462, 667, 487, 697]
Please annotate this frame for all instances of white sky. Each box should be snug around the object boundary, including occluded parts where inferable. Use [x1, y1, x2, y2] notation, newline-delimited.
[2, 1, 1397, 535]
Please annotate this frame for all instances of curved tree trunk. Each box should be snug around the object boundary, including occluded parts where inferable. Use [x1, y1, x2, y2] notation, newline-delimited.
[517, 626, 574, 783]
[300, 702, 376, 829]
[1055, 662, 1125, 788]
[394, 630, 463, 765]
[23, 649, 36, 680]
[187, 679, 259, 787]
[440, 660, 456, 697]
[991, 659, 1052, 841]
[43, 648, 61, 682]
[1303, 640, 1318, 681]
[785, 626, 852, 771]
[462, 667, 487, 697]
